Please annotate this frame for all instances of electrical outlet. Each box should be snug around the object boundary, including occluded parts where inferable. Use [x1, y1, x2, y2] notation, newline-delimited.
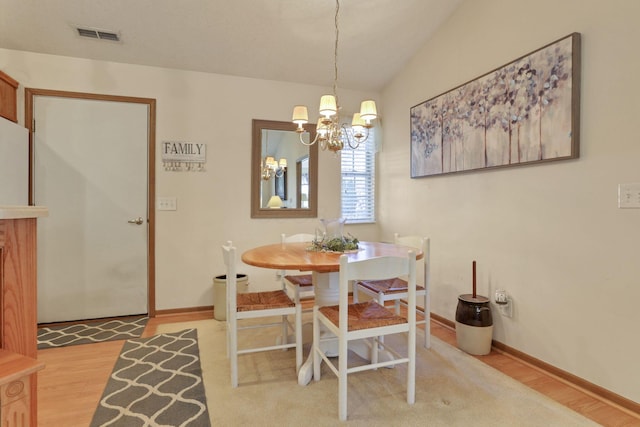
[618, 183, 640, 208]
[495, 289, 508, 304]
[494, 289, 513, 317]
[157, 197, 177, 211]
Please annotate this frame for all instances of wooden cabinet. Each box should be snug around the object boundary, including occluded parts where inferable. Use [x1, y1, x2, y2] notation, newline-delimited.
[0, 350, 42, 426]
[0, 70, 18, 123]
[0, 208, 48, 426]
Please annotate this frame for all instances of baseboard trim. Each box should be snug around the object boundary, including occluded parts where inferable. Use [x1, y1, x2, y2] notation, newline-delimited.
[154, 305, 214, 317]
[430, 312, 639, 416]
[431, 312, 455, 329]
[489, 340, 640, 416]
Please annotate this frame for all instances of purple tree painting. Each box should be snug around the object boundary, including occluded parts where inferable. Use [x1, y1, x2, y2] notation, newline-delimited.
[410, 33, 580, 178]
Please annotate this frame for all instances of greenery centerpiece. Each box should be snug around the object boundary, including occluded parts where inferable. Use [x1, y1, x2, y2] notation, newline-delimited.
[308, 233, 359, 253]
[307, 218, 359, 253]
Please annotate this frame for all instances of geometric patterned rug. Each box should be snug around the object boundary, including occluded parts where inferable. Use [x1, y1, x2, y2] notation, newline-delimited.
[37, 317, 149, 349]
[90, 329, 211, 427]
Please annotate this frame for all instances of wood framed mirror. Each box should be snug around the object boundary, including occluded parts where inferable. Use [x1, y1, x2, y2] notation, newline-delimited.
[251, 119, 318, 218]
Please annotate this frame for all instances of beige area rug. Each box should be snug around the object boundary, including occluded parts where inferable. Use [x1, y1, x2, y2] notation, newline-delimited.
[156, 318, 598, 426]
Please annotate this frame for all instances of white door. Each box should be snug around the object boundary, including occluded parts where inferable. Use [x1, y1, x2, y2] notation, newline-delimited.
[34, 96, 149, 323]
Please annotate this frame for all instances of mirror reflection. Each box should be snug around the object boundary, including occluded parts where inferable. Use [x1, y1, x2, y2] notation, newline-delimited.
[259, 129, 307, 209]
[251, 119, 317, 218]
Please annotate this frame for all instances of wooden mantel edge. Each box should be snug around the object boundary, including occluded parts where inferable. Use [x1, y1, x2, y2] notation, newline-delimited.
[0, 349, 45, 386]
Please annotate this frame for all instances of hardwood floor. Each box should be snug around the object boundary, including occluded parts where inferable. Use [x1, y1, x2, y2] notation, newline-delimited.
[429, 320, 640, 427]
[37, 311, 639, 426]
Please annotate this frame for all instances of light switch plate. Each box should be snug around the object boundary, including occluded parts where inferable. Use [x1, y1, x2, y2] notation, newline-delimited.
[157, 197, 177, 211]
[618, 183, 640, 208]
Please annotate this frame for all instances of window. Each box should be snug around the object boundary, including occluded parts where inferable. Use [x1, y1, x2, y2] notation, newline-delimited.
[341, 131, 375, 223]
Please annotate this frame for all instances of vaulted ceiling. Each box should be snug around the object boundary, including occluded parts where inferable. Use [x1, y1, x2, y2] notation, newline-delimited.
[0, 0, 461, 92]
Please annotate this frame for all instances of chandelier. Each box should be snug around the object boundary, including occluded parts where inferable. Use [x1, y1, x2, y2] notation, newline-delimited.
[260, 130, 287, 180]
[261, 156, 287, 181]
[291, 0, 377, 153]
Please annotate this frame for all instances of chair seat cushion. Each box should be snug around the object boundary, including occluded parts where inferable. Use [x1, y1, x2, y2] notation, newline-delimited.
[319, 301, 407, 331]
[358, 278, 425, 294]
[237, 290, 295, 312]
[284, 274, 313, 287]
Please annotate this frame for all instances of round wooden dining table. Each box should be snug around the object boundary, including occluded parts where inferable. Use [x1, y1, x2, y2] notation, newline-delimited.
[241, 240, 423, 385]
[242, 240, 422, 271]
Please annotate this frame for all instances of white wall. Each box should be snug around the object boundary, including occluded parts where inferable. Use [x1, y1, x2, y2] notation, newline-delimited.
[0, 48, 380, 312]
[380, 0, 639, 403]
[0, 116, 29, 205]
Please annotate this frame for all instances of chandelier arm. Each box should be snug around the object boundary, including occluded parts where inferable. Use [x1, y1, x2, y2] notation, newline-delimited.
[261, 167, 272, 180]
[346, 137, 361, 150]
[341, 123, 354, 149]
[342, 123, 371, 149]
[299, 131, 320, 146]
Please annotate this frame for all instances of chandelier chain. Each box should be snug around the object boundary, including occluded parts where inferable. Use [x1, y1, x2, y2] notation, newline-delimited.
[333, 0, 339, 102]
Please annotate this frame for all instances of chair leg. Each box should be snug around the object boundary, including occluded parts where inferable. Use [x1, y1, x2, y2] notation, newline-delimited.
[338, 331, 348, 421]
[295, 303, 303, 372]
[313, 306, 321, 381]
[424, 290, 431, 349]
[371, 336, 379, 366]
[281, 314, 289, 347]
[229, 316, 239, 388]
[226, 322, 230, 359]
[407, 316, 416, 405]
[377, 294, 386, 348]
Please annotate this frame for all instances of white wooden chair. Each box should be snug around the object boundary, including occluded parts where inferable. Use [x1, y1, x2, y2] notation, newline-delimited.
[280, 233, 316, 307]
[353, 234, 431, 348]
[222, 241, 302, 387]
[312, 251, 417, 421]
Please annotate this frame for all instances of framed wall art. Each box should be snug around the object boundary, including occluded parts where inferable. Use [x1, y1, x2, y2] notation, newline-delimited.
[410, 33, 581, 178]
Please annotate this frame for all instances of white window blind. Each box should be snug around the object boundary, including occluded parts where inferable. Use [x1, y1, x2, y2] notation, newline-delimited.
[341, 130, 375, 223]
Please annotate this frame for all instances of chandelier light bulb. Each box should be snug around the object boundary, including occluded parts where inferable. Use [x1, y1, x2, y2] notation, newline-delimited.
[359, 100, 378, 124]
[316, 118, 328, 136]
[351, 112, 365, 127]
[351, 113, 366, 140]
[292, 105, 309, 133]
[319, 95, 337, 117]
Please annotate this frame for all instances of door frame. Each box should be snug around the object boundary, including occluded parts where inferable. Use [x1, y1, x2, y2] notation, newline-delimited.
[25, 88, 157, 317]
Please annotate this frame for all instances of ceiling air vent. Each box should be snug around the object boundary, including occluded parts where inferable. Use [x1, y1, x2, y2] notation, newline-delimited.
[76, 26, 120, 42]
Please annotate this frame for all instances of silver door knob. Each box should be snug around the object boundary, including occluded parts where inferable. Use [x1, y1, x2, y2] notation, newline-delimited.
[128, 217, 144, 225]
